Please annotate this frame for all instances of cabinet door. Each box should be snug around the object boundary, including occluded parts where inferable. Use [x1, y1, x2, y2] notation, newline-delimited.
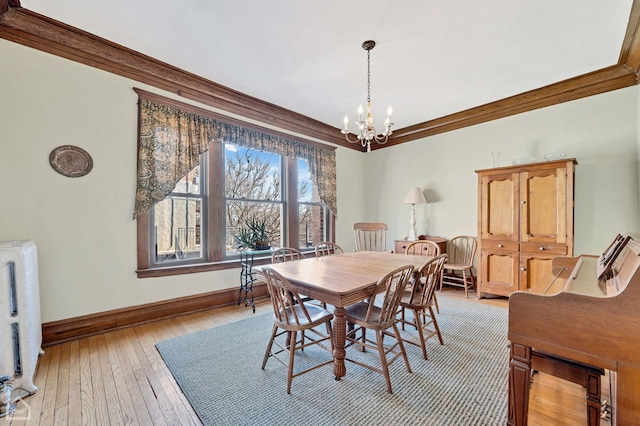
[479, 248, 519, 297]
[519, 167, 567, 245]
[480, 172, 519, 241]
[518, 253, 555, 291]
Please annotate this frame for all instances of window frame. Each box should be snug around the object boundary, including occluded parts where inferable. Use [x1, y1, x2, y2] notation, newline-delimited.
[136, 144, 335, 278]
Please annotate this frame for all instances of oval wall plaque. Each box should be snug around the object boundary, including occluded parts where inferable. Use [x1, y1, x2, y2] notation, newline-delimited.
[49, 145, 93, 178]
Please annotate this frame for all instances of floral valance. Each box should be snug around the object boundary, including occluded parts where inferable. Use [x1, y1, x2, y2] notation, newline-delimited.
[211, 121, 337, 216]
[133, 98, 214, 219]
[133, 93, 337, 219]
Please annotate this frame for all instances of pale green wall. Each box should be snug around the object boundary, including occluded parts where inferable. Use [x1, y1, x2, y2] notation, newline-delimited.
[1, 38, 639, 323]
[363, 86, 640, 255]
[0, 39, 365, 322]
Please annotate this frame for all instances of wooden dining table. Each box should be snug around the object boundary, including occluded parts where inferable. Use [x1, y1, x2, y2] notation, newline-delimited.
[261, 250, 432, 380]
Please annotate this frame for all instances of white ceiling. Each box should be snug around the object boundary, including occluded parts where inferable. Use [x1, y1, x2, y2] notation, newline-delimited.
[22, 0, 634, 131]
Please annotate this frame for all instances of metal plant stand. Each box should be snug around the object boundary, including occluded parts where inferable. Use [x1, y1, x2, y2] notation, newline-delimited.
[237, 249, 272, 313]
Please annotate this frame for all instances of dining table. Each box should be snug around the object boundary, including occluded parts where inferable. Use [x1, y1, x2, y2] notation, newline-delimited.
[261, 250, 433, 380]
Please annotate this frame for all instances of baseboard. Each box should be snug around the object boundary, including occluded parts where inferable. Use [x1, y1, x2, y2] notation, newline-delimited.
[41, 282, 269, 347]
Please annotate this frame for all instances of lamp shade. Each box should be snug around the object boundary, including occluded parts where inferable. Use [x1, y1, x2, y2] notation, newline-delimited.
[403, 187, 427, 204]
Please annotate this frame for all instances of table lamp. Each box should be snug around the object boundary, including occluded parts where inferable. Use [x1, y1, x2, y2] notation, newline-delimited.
[403, 187, 427, 241]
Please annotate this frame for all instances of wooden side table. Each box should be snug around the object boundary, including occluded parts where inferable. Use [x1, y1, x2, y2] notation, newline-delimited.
[394, 237, 447, 255]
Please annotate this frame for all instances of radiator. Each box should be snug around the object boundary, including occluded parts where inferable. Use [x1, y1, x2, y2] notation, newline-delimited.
[0, 241, 42, 394]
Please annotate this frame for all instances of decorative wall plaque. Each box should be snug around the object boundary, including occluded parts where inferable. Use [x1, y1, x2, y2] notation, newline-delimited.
[49, 145, 93, 177]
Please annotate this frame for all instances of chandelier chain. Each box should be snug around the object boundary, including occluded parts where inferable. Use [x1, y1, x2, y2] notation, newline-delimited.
[367, 49, 371, 104]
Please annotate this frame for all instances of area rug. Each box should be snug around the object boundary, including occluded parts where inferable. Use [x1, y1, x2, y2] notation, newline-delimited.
[156, 294, 509, 425]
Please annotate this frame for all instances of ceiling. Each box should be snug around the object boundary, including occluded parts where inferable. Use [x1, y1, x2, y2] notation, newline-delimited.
[15, 0, 638, 139]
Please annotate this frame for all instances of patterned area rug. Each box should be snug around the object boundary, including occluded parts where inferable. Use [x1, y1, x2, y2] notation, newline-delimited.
[156, 294, 509, 425]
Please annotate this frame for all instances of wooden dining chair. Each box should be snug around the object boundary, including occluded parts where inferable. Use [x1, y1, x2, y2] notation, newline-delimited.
[261, 267, 334, 394]
[344, 264, 414, 393]
[440, 235, 478, 298]
[397, 254, 448, 360]
[404, 240, 441, 313]
[314, 241, 344, 257]
[353, 222, 388, 252]
[272, 247, 324, 307]
[271, 247, 305, 263]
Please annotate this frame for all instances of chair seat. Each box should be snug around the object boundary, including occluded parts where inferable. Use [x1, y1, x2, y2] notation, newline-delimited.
[398, 289, 433, 310]
[444, 263, 472, 271]
[345, 302, 391, 331]
[274, 303, 334, 330]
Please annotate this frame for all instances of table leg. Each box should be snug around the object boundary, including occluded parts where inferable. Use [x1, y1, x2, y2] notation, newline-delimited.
[332, 306, 347, 380]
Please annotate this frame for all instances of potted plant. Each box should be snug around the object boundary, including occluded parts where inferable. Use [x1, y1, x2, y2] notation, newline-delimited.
[234, 216, 271, 250]
[248, 216, 270, 250]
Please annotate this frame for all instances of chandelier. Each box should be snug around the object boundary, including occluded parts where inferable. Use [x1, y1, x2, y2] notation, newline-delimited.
[341, 40, 393, 152]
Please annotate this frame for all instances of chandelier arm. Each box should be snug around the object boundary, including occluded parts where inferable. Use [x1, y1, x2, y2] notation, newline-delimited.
[343, 131, 366, 147]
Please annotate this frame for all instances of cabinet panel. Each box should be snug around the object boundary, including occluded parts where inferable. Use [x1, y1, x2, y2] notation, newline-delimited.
[519, 168, 567, 244]
[480, 249, 519, 297]
[519, 253, 555, 291]
[480, 173, 519, 241]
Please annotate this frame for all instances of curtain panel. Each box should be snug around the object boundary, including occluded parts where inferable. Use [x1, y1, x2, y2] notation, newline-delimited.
[133, 98, 214, 219]
[134, 96, 337, 219]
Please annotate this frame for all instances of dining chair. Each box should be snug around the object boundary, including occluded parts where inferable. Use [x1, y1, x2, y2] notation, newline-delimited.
[353, 222, 388, 252]
[344, 264, 414, 393]
[272, 247, 323, 308]
[314, 241, 344, 257]
[271, 247, 305, 263]
[440, 235, 478, 298]
[397, 254, 448, 360]
[404, 240, 441, 313]
[404, 240, 440, 256]
[261, 267, 334, 394]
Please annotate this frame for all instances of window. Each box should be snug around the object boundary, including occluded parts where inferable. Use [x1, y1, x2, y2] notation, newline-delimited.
[137, 143, 333, 276]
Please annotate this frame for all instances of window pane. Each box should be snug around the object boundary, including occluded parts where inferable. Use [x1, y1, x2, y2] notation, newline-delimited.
[174, 165, 202, 195]
[226, 200, 283, 254]
[225, 145, 281, 201]
[153, 196, 203, 264]
[298, 158, 313, 202]
[299, 203, 326, 249]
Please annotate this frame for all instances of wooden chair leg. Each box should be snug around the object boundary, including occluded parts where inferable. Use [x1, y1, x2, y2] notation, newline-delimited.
[414, 308, 428, 360]
[393, 323, 412, 374]
[375, 330, 393, 394]
[429, 306, 444, 345]
[433, 292, 440, 313]
[463, 270, 469, 298]
[262, 324, 278, 369]
[287, 330, 297, 394]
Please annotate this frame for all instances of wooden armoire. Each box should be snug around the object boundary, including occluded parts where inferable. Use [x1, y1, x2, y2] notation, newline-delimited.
[476, 158, 576, 298]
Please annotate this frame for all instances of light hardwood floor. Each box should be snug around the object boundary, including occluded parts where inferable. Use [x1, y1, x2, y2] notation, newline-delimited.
[2, 290, 609, 425]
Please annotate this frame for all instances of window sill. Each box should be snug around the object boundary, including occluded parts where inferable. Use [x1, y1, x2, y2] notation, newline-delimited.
[136, 256, 274, 278]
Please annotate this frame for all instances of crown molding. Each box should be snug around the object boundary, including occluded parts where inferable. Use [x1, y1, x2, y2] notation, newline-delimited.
[0, 7, 352, 149]
[2, 3, 640, 153]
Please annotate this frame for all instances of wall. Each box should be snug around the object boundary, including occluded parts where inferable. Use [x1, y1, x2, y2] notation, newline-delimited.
[0, 39, 366, 322]
[2, 37, 639, 323]
[364, 86, 640, 255]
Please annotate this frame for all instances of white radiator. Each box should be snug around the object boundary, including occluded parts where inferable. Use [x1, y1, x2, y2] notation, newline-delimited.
[0, 241, 42, 394]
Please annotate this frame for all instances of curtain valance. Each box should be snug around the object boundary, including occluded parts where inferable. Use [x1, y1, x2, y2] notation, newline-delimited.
[134, 94, 337, 219]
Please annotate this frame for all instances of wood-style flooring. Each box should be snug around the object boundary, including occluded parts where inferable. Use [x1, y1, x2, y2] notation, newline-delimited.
[2, 290, 609, 425]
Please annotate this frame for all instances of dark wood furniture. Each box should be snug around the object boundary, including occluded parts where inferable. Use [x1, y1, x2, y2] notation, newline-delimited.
[508, 234, 640, 425]
[476, 159, 576, 298]
[394, 237, 446, 255]
[262, 251, 433, 380]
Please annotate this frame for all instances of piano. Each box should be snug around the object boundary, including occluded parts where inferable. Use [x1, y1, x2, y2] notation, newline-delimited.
[508, 233, 640, 426]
